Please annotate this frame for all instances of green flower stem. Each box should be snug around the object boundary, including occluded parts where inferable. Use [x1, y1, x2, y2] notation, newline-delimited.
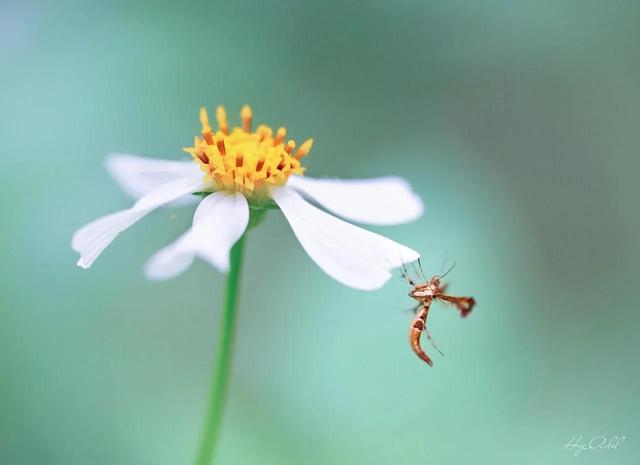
[195, 233, 247, 465]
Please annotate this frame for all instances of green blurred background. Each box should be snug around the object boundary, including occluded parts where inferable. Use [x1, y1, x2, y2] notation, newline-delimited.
[1, 1, 638, 464]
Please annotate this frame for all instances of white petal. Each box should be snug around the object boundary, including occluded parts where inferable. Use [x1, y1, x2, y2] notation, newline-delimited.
[142, 230, 196, 281]
[272, 186, 419, 290]
[144, 191, 249, 280]
[72, 176, 206, 269]
[287, 175, 423, 225]
[105, 153, 202, 201]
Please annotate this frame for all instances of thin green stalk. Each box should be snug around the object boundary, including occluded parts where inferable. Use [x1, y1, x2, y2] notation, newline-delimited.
[195, 233, 246, 465]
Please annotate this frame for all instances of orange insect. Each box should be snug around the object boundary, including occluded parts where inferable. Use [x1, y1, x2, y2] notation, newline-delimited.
[402, 261, 475, 366]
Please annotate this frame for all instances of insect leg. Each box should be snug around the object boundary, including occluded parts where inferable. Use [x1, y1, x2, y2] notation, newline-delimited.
[400, 261, 415, 286]
[423, 324, 445, 357]
[401, 302, 423, 314]
[416, 257, 427, 281]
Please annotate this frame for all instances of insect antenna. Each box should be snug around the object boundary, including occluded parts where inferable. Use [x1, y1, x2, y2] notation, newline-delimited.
[440, 262, 457, 280]
[439, 252, 449, 275]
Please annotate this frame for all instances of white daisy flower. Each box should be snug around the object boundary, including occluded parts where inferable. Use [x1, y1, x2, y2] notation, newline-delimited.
[72, 105, 423, 290]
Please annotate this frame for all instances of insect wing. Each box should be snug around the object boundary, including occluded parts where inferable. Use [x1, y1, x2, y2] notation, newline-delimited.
[438, 295, 475, 318]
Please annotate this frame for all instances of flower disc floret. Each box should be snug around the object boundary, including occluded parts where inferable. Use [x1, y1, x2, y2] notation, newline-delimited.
[184, 105, 313, 200]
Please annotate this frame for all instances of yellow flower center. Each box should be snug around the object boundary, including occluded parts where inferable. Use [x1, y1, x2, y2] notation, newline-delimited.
[184, 105, 313, 200]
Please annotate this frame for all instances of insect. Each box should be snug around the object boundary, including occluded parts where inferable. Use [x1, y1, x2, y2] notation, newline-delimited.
[402, 261, 475, 366]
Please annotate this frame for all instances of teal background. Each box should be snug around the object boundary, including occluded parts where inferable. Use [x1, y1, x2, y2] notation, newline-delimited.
[1, 1, 638, 464]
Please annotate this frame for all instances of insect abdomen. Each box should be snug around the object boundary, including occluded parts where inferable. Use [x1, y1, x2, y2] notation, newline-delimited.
[409, 305, 433, 366]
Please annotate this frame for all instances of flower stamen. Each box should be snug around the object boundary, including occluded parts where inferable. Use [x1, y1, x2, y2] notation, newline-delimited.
[241, 105, 252, 133]
[216, 106, 228, 134]
[295, 138, 314, 159]
[274, 127, 286, 145]
[185, 105, 311, 198]
[216, 138, 226, 155]
[199, 108, 215, 145]
[284, 140, 295, 154]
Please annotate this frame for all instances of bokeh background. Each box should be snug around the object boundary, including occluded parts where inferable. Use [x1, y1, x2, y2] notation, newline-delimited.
[2, 1, 638, 464]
